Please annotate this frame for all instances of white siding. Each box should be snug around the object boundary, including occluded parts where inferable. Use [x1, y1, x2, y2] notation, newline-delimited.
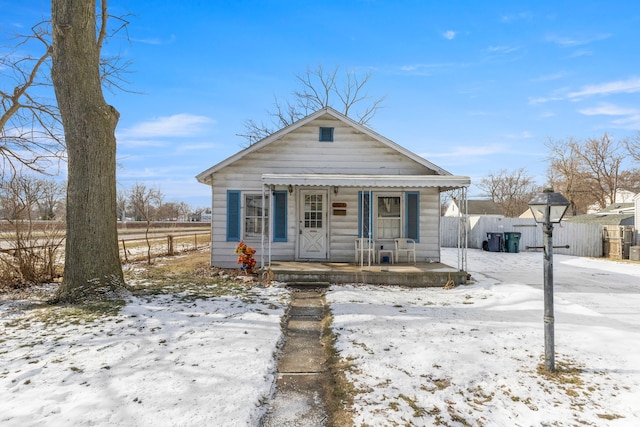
[206, 114, 445, 267]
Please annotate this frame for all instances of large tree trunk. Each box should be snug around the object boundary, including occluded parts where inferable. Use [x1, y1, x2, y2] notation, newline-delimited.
[51, 0, 126, 302]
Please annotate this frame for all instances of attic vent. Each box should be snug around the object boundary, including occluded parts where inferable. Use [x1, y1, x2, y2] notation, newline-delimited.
[319, 127, 334, 142]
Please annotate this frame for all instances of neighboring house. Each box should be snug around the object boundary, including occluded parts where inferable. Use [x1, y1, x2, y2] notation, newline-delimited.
[444, 199, 503, 217]
[564, 203, 635, 226]
[587, 188, 638, 213]
[196, 107, 470, 268]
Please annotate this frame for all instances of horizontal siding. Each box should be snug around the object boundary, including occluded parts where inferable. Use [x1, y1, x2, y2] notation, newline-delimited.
[209, 183, 443, 266]
[204, 114, 450, 267]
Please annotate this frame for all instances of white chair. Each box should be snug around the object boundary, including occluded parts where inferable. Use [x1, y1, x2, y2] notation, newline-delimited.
[394, 238, 416, 264]
[355, 238, 375, 264]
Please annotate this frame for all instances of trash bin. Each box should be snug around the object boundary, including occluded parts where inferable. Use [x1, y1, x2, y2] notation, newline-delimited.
[630, 246, 640, 261]
[504, 232, 522, 253]
[486, 232, 504, 252]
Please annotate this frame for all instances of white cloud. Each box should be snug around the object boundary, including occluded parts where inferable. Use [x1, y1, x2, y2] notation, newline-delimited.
[487, 45, 521, 54]
[132, 35, 176, 45]
[545, 33, 611, 47]
[530, 72, 565, 83]
[420, 144, 506, 158]
[504, 131, 534, 139]
[579, 103, 640, 130]
[119, 114, 215, 139]
[567, 77, 640, 99]
[443, 30, 456, 40]
[500, 12, 532, 23]
[175, 143, 219, 153]
[530, 78, 640, 105]
[579, 103, 638, 116]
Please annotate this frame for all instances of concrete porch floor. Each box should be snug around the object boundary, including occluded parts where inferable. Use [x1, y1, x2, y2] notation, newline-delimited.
[264, 260, 468, 287]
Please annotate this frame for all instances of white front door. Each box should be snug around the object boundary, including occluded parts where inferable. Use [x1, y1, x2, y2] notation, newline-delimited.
[298, 190, 327, 259]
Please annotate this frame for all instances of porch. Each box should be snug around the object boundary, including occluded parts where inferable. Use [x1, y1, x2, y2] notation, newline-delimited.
[266, 260, 468, 287]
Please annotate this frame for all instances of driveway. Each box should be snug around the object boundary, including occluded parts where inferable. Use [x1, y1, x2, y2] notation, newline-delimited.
[444, 248, 640, 330]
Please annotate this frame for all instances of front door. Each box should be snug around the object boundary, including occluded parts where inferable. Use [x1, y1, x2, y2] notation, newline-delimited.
[298, 190, 327, 259]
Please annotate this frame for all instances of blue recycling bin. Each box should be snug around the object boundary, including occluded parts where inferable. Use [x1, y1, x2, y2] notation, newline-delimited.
[504, 232, 522, 253]
[486, 232, 504, 252]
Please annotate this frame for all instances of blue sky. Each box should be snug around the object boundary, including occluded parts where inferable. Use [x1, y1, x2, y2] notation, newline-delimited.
[3, 1, 640, 208]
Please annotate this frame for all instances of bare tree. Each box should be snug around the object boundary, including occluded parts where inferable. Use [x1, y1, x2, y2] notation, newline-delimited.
[0, 172, 64, 286]
[545, 137, 591, 216]
[1, 22, 63, 176]
[575, 133, 623, 210]
[128, 182, 162, 264]
[51, 0, 126, 302]
[36, 178, 65, 220]
[546, 133, 629, 212]
[478, 168, 540, 217]
[241, 65, 385, 145]
[625, 131, 640, 163]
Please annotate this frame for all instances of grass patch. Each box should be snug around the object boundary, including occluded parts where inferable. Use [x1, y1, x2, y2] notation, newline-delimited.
[321, 305, 356, 427]
[124, 250, 264, 302]
[398, 393, 427, 417]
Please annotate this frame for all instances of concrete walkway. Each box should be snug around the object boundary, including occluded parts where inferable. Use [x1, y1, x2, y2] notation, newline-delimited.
[260, 289, 329, 427]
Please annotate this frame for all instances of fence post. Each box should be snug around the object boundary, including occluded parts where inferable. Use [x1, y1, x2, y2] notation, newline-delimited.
[194, 233, 198, 250]
[167, 235, 174, 256]
[121, 239, 128, 263]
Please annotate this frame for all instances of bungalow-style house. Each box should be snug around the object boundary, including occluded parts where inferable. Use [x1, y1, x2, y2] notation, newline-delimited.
[196, 107, 470, 268]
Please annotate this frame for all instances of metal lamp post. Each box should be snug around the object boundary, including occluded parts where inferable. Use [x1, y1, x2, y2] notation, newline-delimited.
[528, 188, 570, 372]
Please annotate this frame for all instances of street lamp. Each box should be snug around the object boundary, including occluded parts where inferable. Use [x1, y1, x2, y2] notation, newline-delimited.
[528, 188, 570, 372]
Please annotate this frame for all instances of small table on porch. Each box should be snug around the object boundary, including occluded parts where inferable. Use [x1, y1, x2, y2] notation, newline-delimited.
[378, 249, 394, 264]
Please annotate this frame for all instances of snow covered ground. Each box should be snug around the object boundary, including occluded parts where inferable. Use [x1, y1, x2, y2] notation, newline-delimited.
[328, 248, 640, 426]
[1, 248, 639, 426]
[0, 280, 290, 426]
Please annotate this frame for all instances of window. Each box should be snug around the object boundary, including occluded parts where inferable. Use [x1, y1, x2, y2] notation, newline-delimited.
[319, 127, 334, 142]
[377, 196, 401, 238]
[244, 194, 268, 240]
[303, 194, 323, 228]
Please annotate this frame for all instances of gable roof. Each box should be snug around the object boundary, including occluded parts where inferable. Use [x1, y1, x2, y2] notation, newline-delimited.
[466, 199, 502, 215]
[450, 199, 502, 215]
[564, 203, 634, 226]
[196, 107, 451, 184]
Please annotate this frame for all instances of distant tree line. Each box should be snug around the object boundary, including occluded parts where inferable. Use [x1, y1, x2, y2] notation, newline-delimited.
[474, 132, 640, 217]
[0, 173, 208, 223]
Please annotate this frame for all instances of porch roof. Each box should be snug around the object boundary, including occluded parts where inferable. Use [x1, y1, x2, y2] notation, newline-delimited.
[262, 173, 470, 191]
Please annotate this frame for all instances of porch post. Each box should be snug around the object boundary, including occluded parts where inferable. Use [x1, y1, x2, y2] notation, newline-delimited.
[261, 184, 265, 269]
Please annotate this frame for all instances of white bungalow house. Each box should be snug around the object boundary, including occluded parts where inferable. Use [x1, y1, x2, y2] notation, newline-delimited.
[196, 107, 470, 268]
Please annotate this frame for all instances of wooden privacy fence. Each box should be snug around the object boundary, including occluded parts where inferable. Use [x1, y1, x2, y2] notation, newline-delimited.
[603, 225, 635, 259]
[440, 216, 603, 258]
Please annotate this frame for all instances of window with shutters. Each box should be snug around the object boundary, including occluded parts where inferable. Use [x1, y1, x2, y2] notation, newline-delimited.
[244, 194, 268, 240]
[376, 196, 401, 239]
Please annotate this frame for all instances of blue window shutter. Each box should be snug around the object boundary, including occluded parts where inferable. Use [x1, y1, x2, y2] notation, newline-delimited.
[406, 192, 419, 241]
[358, 191, 371, 238]
[273, 191, 287, 242]
[227, 190, 241, 241]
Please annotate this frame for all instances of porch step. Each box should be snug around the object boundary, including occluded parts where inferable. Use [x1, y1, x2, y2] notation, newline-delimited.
[286, 281, 331, 289]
